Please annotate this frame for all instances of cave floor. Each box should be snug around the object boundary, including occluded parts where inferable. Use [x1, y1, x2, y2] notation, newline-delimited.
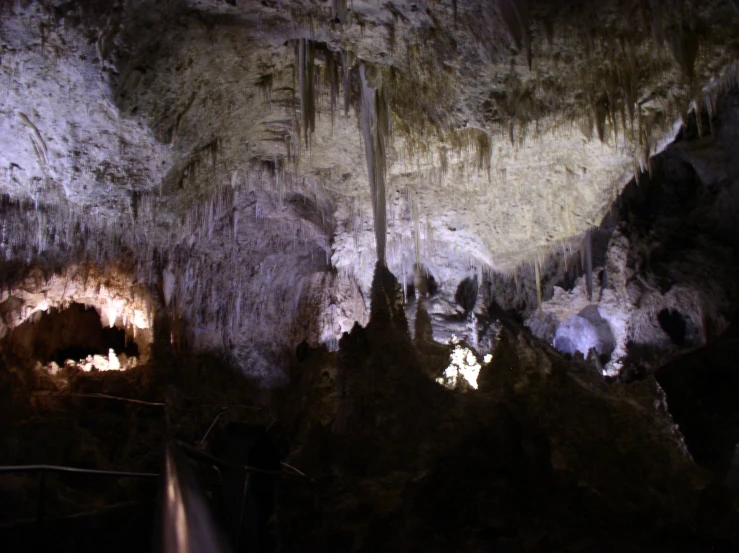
[2, 281, 739, 553]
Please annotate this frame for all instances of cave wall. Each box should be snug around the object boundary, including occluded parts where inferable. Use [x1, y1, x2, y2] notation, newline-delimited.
[527, 92, 739, 374]
[2, 0, 739, 382]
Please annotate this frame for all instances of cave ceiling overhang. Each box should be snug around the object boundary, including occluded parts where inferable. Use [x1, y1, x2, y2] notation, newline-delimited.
[1, 0, 738, 287]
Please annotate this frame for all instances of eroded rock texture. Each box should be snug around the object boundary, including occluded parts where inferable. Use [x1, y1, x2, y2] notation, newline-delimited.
[1, 0, 739, 373]
[2, 1, 739, 551]
[528, 91, 739, 375]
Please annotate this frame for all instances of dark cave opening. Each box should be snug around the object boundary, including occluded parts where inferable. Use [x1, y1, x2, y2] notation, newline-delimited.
[656, 320, 739, 480]
[455, 276, 479, 314]
[658, 308, 687, 346]
[2, 303, 139, 366]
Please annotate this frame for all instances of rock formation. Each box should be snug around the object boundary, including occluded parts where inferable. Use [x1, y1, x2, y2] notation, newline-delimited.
[2, 1, 739, 551]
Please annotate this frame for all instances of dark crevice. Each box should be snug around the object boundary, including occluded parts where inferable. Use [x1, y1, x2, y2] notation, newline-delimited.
[658, 308, 687, 346]
[657, 319, 739, 480]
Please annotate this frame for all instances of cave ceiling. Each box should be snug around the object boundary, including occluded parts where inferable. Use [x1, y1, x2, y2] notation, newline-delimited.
[1, 0, 739, 369]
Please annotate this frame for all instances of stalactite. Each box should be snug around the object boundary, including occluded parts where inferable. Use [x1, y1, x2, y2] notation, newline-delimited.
[694, 99, 704, 138]
[412, 190, 421, 267]
[594, 93, 608, 143]
[706, 95, 715, 136]
[496, 0, 532, 69]
[667, 20, 698, 82]
[469, 128, 493, 177]
[359, 64, 389, 265]
[19, 112, 49, 167]
[296, 39, 316, 146]
[341, 50, 352, 118]
[170, 91, 197, 145]
[208, 138, 218, 173]
[331, 0, 348, 23]
[650, 0, 665, 47]
[544, 16, 553, 48]
[439, 146, 449, 179]
[584, 229, 593, 301]
[325, 50, 341, 127]
[534, 257, 542, 311]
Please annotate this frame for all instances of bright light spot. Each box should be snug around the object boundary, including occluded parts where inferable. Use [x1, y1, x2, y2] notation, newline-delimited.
[103, 300, 125, 328]
[436, 341, 482, 390]
[108, 348, 121, 370]
[484, 354, 493, 364]
[55, 349, 137, 373]
[80, 350, 129, 371]
[133, 309, 150, 329]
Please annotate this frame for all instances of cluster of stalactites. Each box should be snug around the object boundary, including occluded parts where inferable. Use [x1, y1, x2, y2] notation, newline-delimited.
[445, 127, 493, 179]
[293, 39, 353, 151]
[160, 240, 320, 346]
[0, 158, 334, 350]
[501, 229, 598, 312]
[180, 157, 332, 260]
[0, 193, 158, 280]
[491, 0, 700, 89]
[467, 0, 736, 186]
[157, 171, 334, 350]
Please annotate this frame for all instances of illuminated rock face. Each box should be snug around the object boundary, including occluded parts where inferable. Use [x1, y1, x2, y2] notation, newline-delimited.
[0, 265, 152, 343]
[1, 0, 739, 381]
[527, 92, 739, 374]
[553, 307, 615, 361]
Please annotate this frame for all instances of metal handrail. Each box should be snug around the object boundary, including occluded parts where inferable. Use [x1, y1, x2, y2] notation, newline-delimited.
[0, 397, 293, 552]
[174, 440, 311, 552]
[0, 465, 158, 478]
[32, 390, 166, 407]
[0, 462, 159, 539]
[160, 440, 233, 553]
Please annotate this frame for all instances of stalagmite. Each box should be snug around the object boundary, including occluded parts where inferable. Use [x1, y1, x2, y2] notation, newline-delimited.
[359, 64, 389, 264]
